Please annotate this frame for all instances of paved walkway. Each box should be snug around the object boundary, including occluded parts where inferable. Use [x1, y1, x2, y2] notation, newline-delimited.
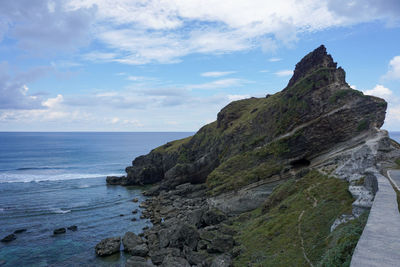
[350, 170, 400, 267]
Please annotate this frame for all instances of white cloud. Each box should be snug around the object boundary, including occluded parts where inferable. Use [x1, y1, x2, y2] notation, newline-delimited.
[42, 94, 64, 108]
[268, 58, 282, 62]
[227, 94, 250, 101]
[201, 71, 236, 78]
[187, 78, 247, 90]
[69, 0, 400, 65]
[111, 117, 120, 124]
[274, 70, 294, 77]
[383, 56, 400, 80]
[364, 84, 392, 99]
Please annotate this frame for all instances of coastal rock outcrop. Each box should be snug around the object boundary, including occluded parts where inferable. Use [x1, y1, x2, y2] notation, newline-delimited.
[95, 236, 121, 257]
[108, 45, 386, 199]
[103, 45, 400, 266]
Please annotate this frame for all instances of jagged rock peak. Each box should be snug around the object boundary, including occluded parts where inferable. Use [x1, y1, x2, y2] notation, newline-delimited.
[287, 45, 339, 88]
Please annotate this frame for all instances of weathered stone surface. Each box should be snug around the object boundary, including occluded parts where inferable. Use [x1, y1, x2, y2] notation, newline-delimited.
[207, 234, 235, 253]
[126, 256, 155, 267]
[159, 222, 199, 250]
[53, 228, 66, 235]
[95, 236, 121, 257]
[201, 209, 227, 226]
[161, 255, 190, 267]
[1, 234, 16, 242]
[150, 247, 181, 265]
[123, 232, 147, 256]
[210, 254, 232, 267]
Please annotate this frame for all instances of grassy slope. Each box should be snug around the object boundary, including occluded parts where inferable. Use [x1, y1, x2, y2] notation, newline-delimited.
[231, 171, 367, 267]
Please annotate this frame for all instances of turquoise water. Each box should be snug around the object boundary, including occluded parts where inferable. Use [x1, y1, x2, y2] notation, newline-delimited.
[0, 132, 192, 266]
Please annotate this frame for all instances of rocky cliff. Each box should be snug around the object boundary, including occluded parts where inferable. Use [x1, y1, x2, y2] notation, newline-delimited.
[108, 45, 386, 195]
[103, 45, 400, 267]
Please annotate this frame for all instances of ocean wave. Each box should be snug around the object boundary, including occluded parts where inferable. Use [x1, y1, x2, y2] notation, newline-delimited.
[0, 208, 4, 212]
[49, 208, 71, 214]
[0, 173, 124, 183]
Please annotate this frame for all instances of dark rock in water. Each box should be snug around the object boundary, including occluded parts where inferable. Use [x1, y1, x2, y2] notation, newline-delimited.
[95, 236, 121, 257]
[106, 175, 126, 185]
[53, 228, 66, 235]
[210, 254, 232, 267]
[132, 198, 139, 203]
[14, 229, 27, 234]
[123, 232, 148, 256]
[67, 225, 78, 231]
[132, 209, 138, 214]
[131, 218, 137, 221]
[161, 255, 190, 267]
[126, 256, 155, 267]
[1, 234, 16, 242]
[120, 214, 124, 216]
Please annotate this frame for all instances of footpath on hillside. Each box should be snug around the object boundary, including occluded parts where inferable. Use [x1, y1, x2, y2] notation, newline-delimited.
[350, 170, 400, 266]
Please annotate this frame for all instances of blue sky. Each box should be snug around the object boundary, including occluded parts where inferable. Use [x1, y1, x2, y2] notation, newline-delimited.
[0, 0, 400, 131]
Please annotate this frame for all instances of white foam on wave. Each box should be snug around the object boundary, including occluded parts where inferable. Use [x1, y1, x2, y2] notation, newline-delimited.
[0, 173, 124, 183]
[50, 208, 71, 214]
[0, 208, 4, 212]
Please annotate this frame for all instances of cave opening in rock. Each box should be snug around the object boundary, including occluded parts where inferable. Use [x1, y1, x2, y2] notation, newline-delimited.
[290, 158, 311, 168]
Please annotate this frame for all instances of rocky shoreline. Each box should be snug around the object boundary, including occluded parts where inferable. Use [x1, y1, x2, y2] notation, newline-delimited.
[96, 183, 236, 266]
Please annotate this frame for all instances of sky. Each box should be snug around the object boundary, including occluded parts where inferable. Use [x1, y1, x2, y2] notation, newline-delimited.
[0, 0, 400, 132]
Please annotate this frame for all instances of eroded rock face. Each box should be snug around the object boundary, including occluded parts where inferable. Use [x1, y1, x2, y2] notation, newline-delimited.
[110, 45, 386, 194]
[95, 236, 121, 257]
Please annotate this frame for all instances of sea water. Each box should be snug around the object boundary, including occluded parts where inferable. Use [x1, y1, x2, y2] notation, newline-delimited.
[0, 132, 192, 267]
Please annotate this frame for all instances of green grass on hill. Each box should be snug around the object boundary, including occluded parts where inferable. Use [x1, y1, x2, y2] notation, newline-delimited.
[230, 170, 367, 266]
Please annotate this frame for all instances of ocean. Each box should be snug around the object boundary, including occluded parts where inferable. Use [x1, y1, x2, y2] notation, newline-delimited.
[0, 132, 192, 267]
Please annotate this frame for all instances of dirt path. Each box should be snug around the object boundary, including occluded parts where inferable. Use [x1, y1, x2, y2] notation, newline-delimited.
[298, 210, 314, 267]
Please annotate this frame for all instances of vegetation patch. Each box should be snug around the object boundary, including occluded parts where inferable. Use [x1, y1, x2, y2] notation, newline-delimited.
[395, 158, 400, 169]
[329, 89, 363, 104]
[230, 170, 364, 266]
[357, 119, 369, 132]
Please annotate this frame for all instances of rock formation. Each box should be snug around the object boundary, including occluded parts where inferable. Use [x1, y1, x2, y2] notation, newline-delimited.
[104, 45, 400, 266]
[108, 45, 386, 195]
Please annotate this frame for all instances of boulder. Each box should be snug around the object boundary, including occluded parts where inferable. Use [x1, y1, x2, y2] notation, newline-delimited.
[207, 234, 235, 253]
[159, 222, 199, 250]
[202, 209, 227, 226]
[150, 248, 181, 265]
[67, 225, 78, 231]
[1, 234, 16, 242]
[126, 256, 155, 267]
[123, 232, 148, 256]
[14, 229, 27, 234]
[210, 254, 232, 267]
[161, 255, 190, 267]
[95, 236, 121, 257]
[53, 228, 66, 235]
